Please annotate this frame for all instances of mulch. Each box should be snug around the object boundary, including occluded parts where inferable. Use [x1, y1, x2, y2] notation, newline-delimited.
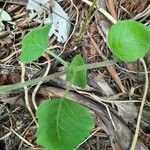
[0, 0, 150, 149]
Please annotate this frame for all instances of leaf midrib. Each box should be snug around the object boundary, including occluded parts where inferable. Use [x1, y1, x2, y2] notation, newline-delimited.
[56, 100, 63, 147]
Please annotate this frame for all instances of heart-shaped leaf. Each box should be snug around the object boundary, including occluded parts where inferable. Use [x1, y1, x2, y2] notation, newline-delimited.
[108, 20, 150, 62]
[36, 98, 94, 150]
[20, 25, 50, 64]
[66, 54, 87, 88]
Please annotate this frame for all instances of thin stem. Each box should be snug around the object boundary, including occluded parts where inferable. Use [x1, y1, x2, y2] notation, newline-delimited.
[46, 50, 68, 67]
[0, 71, 65, 93]
[75, 59, 116, 71]
[130, 58, 148, 150]
[63, 82, 72, 98]
[0, 60, 115, 93]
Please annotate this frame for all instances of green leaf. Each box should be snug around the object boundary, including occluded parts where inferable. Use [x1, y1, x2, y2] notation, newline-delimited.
[108, 20, 150, 62]
[20, 25, 50, 64]
[66, 54, 87, 88]
[36, 98, 94, 150]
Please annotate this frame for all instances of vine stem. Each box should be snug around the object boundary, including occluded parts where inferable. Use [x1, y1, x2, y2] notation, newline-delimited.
[75, 60, 115, 71]
[46, 49, 68, 67]
[130, 58, 148, 150]
[63, 82, 72, 98]
[0, 59, 116, 93]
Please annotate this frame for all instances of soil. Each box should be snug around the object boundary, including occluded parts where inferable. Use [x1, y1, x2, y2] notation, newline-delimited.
[0, 0, 150, 150]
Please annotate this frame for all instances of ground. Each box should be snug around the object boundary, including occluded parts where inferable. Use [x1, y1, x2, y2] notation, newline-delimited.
[0, 0, 150, 150]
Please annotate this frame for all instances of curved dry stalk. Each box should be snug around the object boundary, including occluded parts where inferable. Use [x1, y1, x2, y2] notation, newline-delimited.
[10, 127, 34, 148]
[18, 121, 34, 150]
[77, 126, 102, 148]
[32, 54, 51, 110]
[0, 50, 20, 63]
[21, 62, 38, 127]
[130, 58, 148, 150]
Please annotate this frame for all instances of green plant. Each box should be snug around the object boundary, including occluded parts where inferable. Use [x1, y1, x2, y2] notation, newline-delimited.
[108, 20, 150, 150]
[108, 20, 150, 62]
[0, 19, 149, 150]
[19, 25, 94, 150]
[36, 98, 93, 150]
[20, 25, 50, 63]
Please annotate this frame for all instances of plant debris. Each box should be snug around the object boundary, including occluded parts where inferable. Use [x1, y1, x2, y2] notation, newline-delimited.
[0, 0, 150, 149]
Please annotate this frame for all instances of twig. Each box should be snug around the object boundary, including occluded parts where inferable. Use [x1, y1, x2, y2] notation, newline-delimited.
[21, 62, 38, 126]
[0, 0, 7, 15]
[9, 127, 34, 148]
[0, 131, 11, 140]
[130, 58, 148, 149]
[77, 126, 102, 148]
[0, 50, 20, 63]
[75, 89, 116, 130]
[32, 54, 51, 110]
[106, 0, 117, 20]
[18, 121, 34, 150]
